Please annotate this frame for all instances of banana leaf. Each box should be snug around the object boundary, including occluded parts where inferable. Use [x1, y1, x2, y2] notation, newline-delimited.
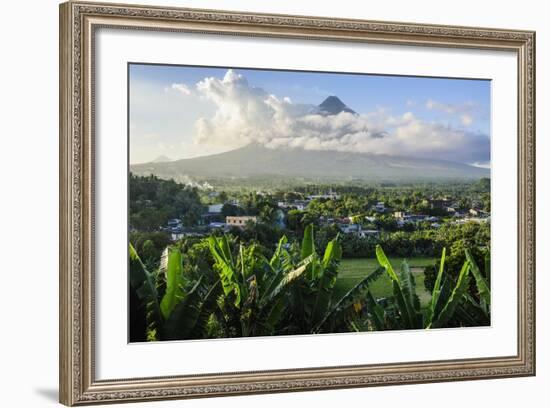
[129, 243, 162, 337]
[375, 245, 400, 282]
[269, 235, 288, 269]
[399, 260, 421, 319]
[484, 251, 491, 284]
[430, 260, 471, 329]
[160, 247, 186, 320]
[218, 235, 233, 265]
[391, 280, 417, 329]
[375, 245, 418, 329]
[163, 278, 221, 340]
[311, 238, 342, 325]
[465, 249, 491, 306]
[313, 266, 384, 333]
[261, 254, 314, 305]
[208, 236, 241, 307]
[365, 289, 386, 331]
[454, 304, 480, 327]
[426, 248, 446, 327]
[262, 258, 311, 306]
[301, 224, 315, 260]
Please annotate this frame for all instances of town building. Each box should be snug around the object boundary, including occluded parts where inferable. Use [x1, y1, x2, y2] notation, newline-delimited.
[428, 198, 452, 209]
[207, 204, 224, 214]
[277, 200, 308, 211]
[226, 216, 258, 228]
[374, 202, 386, 212]
[393, 211, 408, 220]
[307, 190, 340, 200]
[469, 208, 489, 217]
[207, 222, 226, 230]
[359, 229, 380, 239]
[338, 223, 361, 234]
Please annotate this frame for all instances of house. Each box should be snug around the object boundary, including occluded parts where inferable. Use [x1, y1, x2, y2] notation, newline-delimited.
[358, 229, 380, 239]
[208, 204, 224, 214]
[429, 198, 452, 209]
[408, 214, 428, 223]
[277, 200, 308, 211]
[171, 232, 184, 241]
[394, 211, 408, 220]
[294, 200, 309, 211]
[394, 213, 428, 226]
[170, 230, 205, 241]
[469, 208, 489, 218]
[226, 216, 258, 228]
[166, 218, 184, 233]
[167, 218, 181, 227]
[207, 222, 226, 230]
[307, 190, 340, 201]
[374, 202, 386, 212]
[338, 223, 361, 234]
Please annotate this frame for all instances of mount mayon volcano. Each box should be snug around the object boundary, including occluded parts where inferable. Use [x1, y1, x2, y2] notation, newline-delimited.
[315, 95, 356, 115]
[130, 96, 489, 183]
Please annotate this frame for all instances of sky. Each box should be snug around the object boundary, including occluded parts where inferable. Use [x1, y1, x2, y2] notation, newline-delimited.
[129, 64, 491, 167]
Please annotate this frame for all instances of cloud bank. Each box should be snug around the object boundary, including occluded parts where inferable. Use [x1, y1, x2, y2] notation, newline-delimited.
[183, 69, 489, 164]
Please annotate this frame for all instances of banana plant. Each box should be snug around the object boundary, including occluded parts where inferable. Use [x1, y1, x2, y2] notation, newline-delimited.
[207, 234, 314, 337]
[129, 243, 222, 341]
[375, 245, 423, 329]
[313, 266, 384, 333]
[427, 258, 471, 328]
[370, 245, 491, 330]
[129, 244, 162, 340]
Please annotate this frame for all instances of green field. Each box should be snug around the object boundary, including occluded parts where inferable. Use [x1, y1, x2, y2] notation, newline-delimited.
[335, 257, 435, 307]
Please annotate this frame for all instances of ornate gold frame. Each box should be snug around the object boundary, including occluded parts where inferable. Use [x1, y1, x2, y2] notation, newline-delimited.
[59, 1, 536, 405]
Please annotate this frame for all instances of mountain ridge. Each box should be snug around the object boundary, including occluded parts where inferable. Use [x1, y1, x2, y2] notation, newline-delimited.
[130, 143, 489, 183]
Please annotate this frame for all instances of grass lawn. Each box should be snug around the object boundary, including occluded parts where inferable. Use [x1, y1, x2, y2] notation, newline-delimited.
[335, 257, 435, 307]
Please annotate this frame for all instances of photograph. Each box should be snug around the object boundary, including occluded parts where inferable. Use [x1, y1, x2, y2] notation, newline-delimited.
[128, 64, 492, 342]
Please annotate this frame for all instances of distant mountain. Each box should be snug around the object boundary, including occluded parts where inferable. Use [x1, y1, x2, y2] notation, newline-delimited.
[152, 155, 172, 163]
[316, 96, 356, 115]
[130, 143, 490, 183]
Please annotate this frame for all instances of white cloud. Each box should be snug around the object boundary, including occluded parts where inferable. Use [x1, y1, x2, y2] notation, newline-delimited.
[426, 99, 477, 114]
[460, 114, 474, 126]
[171, 83, 192, 95]
[187, 69, 489, 163]
[470, 161, 491, 169]
[425, 98, 481, 127]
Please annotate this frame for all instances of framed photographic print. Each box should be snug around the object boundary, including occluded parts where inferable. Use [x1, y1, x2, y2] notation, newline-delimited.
[59, 1, 536, 405]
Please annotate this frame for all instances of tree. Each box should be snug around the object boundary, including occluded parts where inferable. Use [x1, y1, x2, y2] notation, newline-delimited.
[221, 203, 245, 217]
[129, 173, 204, 231]
[218, 191, 228, 202]
[375, 214, 398, 232]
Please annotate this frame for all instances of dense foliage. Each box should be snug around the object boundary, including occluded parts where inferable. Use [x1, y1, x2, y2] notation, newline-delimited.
[129, 174, 203, 231]
[129, 226, 490, 342]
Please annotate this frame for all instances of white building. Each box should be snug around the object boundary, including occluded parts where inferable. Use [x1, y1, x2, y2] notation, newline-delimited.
[307, 190, 340, 200]
[358, 230, 380, 239]
[277, 201, 307, 211]
[208, 204, 224, 214]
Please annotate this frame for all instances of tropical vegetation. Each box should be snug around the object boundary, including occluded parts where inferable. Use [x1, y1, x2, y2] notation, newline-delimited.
[130, 225, 490, 342]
